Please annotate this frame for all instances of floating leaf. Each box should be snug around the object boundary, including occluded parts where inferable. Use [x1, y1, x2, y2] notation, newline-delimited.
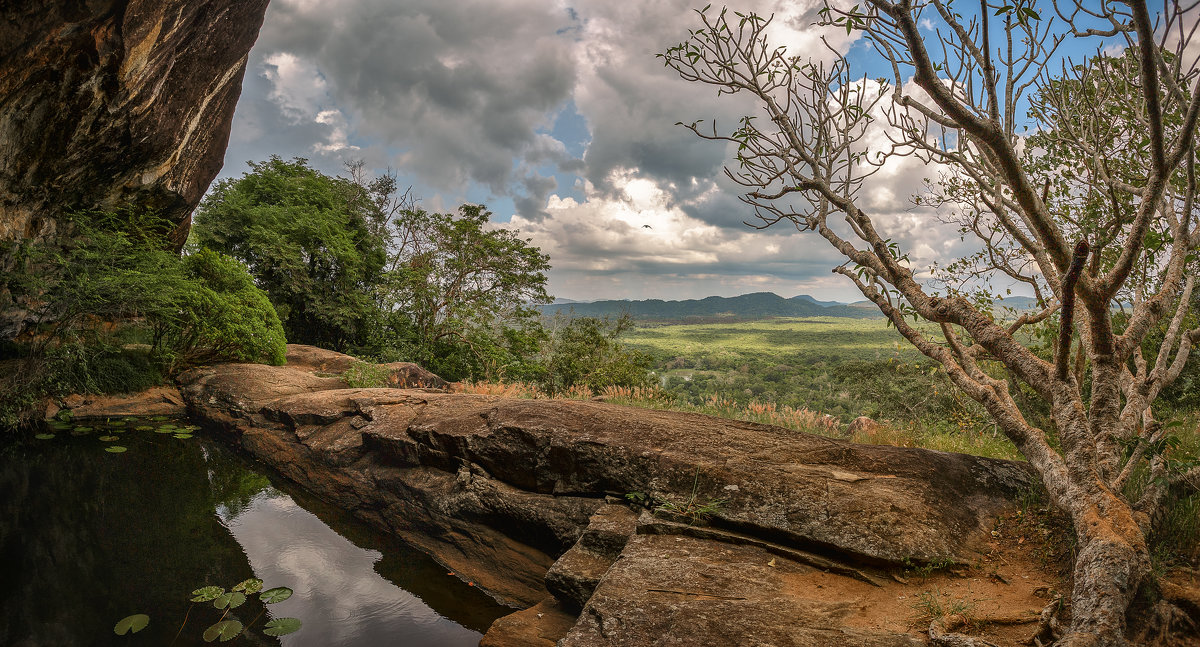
[104, 446, 128, 453]
[151, 416, 168, 422]
[99, 435, 119, 442]
[260, 587, 293, 603]
[174, 433, 193, 439]
[154, 428, 176, 434]
[135, 425, 154, 431]
[74, 426, 93, 433]
[112, 427, 128, 433]
[213, 591, 246, 610]
[232, 578, 263, 594]
[191, 586, 224, 602]
[108, 421, 126, 427]
[262, 617, 302, 636]
[184, 425, 200, 431]
[49, 421, 71, 430]
[114, 613, 150, 635]
[35, 433, 55, 440]
[202, 620, 243, 643]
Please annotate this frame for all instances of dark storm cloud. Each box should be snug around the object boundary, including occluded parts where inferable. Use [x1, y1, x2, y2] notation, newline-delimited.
[245, 0, 580, 196]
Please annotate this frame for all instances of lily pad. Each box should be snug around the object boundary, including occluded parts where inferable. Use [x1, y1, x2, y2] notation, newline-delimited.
[174, 433, 193, 439]
[108, 421, 126, 428]
[151, 416, 168, 422]
[154, 428, 176, 434]
[213, 591, 246, 610]
[35, 433, 55, 440]
[73, 426, 93, 433]
[135, 425, 154, 431]
[232, 578, 263, 594]
[262, 617, 302, 637]
[202, 620, 243, 643]
[113, 613, 149, 635]
[104, 446, 127, 453]
[191, 586, 224, 602]
[99, 435, 119, 442]
[49, 421, 71, 430]
[260, 586, 293, 604]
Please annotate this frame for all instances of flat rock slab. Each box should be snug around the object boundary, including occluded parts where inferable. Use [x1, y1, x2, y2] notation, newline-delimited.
[559, 533, 924, 647]
[378, 396, 1031, 563]
[62, 386, 186, 419]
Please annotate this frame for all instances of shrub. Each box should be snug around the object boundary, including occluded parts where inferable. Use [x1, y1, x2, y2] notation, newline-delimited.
[151, 249, 287, 371]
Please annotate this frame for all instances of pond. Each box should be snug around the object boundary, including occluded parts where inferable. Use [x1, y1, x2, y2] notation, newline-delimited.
[0, 418, 510, 646]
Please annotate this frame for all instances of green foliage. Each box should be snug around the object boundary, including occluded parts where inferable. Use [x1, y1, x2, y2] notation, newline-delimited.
[192, 156, 388, 351]
[540, 315, 653, 394]
[118, 581, 299, 643]
[113, 614, 149, 636]
[1, 209, 285, 427]
[151, 249, 287, 372]
[342, 360, 389, 388]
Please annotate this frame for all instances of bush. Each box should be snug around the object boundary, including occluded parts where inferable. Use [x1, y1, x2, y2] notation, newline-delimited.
[152, 249, 287, 371]
[540, 315, 653, 394]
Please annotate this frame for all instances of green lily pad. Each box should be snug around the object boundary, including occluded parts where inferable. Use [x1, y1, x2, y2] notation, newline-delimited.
[154, 427, 176, 434]
[35, 433, 55, 440]
[213, 591, 246, 610]
[202, 620, 243, 643]
[184, 425, 200, 431]
[104, 446, 127, 453]
[108, 421, 126, 427]
[191, 586, 224, 602]
[73, 426, 92, 433]
[111, 427, 128, 433]
[135, 425, 154, 431]
[49, 421, 71, 430]
[260, 586, 293, 604]
[262, 617, 302, 637]
[174, 433, 193, 439]
[113, 613, 149, 635]
[99, 435, 119, 442]
[232, 578, 263, 594]
[151, 416, 168, 422]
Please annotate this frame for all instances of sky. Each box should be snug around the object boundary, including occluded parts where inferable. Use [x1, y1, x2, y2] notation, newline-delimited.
[216, 0, 1176, 303]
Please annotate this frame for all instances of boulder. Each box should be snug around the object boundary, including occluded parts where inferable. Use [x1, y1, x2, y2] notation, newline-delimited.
[178, 360, 1035, 641]
[0, 0, 271, 338]
[284, 344, 359, 374]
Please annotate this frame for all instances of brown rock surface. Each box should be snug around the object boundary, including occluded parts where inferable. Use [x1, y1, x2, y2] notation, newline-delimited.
[64, 385, 185, 419]
[558, 533, 924, 647]
[178, 359, 1037, 643]
[0, 0, 270, 338]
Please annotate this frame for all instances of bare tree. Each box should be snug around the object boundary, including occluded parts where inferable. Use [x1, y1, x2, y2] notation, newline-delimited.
[661, 2, 1200, 646]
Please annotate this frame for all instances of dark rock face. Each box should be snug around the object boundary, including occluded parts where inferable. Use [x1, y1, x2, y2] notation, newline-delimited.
[0, 0, 270, 336]
[177, 354, 1035, 644]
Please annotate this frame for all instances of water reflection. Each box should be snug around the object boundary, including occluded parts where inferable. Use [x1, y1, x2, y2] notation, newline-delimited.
[0, 423, 506, 647]
[219, 491, 488, 647]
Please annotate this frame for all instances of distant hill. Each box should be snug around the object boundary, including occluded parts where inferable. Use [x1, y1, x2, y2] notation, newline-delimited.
[538, 292, 882, 321]
[539, 292, 1043, 322]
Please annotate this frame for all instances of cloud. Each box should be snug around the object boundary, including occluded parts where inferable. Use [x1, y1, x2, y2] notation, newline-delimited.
[498, 171, 849, 300]
[222, 0, 978, 300]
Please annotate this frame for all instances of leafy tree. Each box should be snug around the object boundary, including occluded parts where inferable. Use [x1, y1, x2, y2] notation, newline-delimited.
[191, 156, 388, 351]
[378, 204, 552, 377]
[541, 315, 653, 394]
[662, 3, 1200, 644]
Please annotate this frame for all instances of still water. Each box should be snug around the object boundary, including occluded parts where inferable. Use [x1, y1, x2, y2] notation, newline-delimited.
[0, 419, 508, 646]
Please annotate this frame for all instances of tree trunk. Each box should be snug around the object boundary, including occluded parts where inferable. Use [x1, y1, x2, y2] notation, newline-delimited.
[1058, 486, 1150, 647]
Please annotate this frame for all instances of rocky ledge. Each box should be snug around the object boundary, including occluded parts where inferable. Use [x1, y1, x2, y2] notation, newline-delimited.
[178, 345, 1034, 646]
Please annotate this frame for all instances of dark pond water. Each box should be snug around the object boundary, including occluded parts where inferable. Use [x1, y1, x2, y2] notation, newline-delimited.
[0, 418, 509, 647]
